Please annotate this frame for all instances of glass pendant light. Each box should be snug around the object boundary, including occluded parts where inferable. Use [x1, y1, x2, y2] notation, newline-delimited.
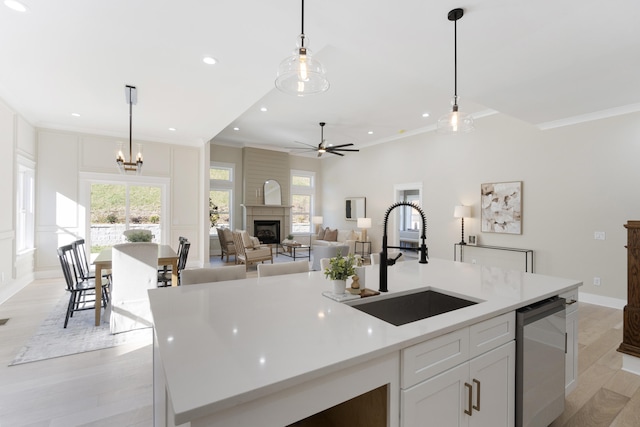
[275, 0, 329, 96]
[438, 8, 474, 134]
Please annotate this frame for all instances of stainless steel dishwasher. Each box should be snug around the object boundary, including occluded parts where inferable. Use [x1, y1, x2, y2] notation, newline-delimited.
[516, 296, 566, 427]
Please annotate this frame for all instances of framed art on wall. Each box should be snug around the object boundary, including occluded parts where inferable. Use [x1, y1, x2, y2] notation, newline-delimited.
[481, 181, 522, 234]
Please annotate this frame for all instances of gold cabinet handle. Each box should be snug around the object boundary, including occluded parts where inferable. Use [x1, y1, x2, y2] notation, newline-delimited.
[464, 382, 473, 415]
[473, 379, 481, 411]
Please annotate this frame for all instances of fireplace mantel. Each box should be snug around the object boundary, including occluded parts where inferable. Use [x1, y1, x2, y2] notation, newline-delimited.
[241, 204, 292, 242]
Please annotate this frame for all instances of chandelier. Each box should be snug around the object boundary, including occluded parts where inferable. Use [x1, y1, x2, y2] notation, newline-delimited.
[116, 85, 143, 174]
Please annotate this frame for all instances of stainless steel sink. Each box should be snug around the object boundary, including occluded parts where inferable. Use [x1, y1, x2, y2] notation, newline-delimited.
[347, 289, 477, 326]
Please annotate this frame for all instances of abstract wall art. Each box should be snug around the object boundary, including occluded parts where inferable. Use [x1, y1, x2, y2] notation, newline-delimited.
[481, 181, 522, 234]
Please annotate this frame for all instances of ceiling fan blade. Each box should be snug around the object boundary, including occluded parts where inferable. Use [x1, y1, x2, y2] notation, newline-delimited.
[326, 143, 354, 149]
[328, 151, 345, 156]
[327, 148, 359, 153]
[317, 151, 323, 158]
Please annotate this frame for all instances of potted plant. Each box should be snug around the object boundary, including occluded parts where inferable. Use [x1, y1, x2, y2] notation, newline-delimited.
[125, 230, 153, 242]
[324, 252, 356, 295]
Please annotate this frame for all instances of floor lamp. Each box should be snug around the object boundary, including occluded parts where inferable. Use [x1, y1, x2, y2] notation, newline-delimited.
[312, 216, 323, 244]
[454, 206, 471, 245]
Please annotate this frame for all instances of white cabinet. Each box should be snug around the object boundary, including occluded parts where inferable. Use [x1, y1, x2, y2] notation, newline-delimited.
[562, 288, 579, 395]
[401, 312, 515, 427]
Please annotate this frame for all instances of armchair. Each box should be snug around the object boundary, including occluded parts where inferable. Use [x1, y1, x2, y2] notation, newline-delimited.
[231, 231, 273, 270]
[216, 228, 236, 262]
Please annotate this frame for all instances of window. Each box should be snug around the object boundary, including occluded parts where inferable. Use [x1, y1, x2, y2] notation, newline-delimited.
[89, 182, 163, 252]
[81, 173, 169, 254]
[16, 160, 35, 254]
[291, 170, 315, 233]
[210, 162, 234, 232]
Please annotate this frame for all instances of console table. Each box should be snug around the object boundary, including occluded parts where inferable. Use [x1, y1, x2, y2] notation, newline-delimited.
[355, 241, 372, 263]
[619, 220, 640, 358]
[454, 243, 534, 273]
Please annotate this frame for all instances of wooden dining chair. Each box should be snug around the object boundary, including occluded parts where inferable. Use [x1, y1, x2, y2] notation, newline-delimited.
[108, 243, 158, 334]
[257, 260, 309, 277]
[158, 241, 190, 286]
[180, 265, 247, 285]
[57, 244, 109, 328]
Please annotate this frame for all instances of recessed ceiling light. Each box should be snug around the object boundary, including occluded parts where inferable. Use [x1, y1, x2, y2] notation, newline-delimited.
[168, 127, 176, 131]
[422, 112, 430, 118]
[233, 127, 240, 131]
[4, 0, 29, 12]
[202, 56, 217, 65]
[260, 107, 267, 112]
[367, 131, 374, 135]
[71, 112, 81, 117]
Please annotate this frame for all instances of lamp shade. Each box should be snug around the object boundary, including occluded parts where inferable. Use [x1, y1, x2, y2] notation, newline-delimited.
[357, 217, 372, 229]
[312, 216, 323, 225]
[453, 205, 471, 218]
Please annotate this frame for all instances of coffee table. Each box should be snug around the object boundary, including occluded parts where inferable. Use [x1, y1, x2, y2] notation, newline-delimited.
[278, 243, 311, 261]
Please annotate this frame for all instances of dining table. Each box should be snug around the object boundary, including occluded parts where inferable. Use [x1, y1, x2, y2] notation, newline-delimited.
[92, 244, 179, 326]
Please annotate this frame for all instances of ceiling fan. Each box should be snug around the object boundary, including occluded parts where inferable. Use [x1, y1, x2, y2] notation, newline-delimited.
[290, 122, 359, 157]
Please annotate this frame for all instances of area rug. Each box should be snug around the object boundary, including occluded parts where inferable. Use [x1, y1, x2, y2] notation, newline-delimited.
[10, 295, 152, 366]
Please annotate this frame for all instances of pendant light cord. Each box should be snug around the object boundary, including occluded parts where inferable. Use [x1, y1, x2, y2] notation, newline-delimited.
[300, 0, 305, 47]
[453, 18, 458, 106]
[128, 87, 133, 161]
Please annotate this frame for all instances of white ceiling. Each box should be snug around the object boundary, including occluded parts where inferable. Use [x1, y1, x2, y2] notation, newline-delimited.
[1, 0, 639, 155]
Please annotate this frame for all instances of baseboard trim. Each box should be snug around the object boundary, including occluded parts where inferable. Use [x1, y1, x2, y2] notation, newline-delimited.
[578, 291, 626, 310]
[622, 354, 640, 375]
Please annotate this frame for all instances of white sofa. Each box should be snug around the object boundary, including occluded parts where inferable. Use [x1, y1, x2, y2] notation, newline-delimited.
[313, 228, 361, 256]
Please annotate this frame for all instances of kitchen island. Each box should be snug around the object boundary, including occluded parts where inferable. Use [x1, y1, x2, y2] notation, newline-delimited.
[148, 258, 581, 427]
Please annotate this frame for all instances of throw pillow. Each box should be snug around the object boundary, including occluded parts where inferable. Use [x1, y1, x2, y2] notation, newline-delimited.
[249, 236, 261, 248]
[317, 226, 326, 240]
[324, 228, 338, 242]
[240, 230, 253, 248]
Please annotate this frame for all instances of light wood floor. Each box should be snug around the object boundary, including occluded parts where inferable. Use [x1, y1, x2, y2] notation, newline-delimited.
[1, 276, 639, 426]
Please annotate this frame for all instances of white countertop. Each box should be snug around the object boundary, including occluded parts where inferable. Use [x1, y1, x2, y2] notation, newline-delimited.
[148, 258, 581, 423]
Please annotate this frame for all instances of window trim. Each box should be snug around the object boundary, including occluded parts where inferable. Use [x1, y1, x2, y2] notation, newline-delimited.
[290, 169, 316, 235]
[210, 161, 234, 231]
[16, 156, 35, 255]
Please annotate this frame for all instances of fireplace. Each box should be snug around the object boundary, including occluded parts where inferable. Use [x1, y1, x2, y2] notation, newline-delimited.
[254, 220, 281, 244]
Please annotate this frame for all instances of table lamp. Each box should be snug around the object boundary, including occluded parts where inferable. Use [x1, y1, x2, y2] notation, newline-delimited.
[357, 217, 372, 242]
[454, 205, 471, 245]
[312, 216, 323, 233]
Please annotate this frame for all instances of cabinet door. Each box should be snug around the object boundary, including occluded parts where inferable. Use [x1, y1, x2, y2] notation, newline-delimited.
[468, 341, 515, 427]
[565, 309, 579, 394]
[402, 363, 469, 427]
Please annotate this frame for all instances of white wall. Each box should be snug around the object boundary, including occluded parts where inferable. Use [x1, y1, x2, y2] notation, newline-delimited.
[35, 129, 203, 276]
[0, 100, 37, 304]
[321, 112, 640, 301]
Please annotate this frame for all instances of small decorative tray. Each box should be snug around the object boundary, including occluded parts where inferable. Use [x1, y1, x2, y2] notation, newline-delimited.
[322, 288, 380, 302]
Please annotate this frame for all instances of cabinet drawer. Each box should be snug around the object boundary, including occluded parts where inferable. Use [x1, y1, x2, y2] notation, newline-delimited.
[402, 328, 470, 388]
[469, 312, 515, 359]
[561, 288, 579, 314]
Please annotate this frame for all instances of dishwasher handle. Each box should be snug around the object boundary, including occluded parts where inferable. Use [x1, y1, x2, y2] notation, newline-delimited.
[517, 296, 565, 325]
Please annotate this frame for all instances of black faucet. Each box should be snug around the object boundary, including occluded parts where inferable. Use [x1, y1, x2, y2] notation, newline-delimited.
[379, 202, 429, 292]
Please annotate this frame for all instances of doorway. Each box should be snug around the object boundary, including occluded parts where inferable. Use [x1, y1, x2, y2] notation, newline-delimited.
[392, 183, 423, 258]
